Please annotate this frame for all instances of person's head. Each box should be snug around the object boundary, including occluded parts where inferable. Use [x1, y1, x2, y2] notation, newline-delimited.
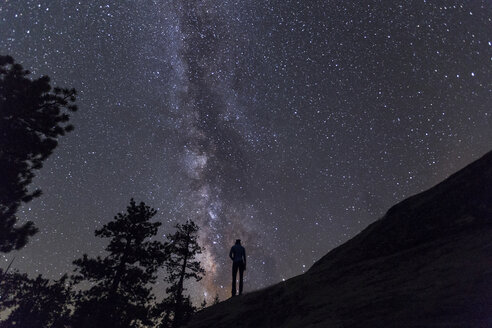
[235, 239, 241, 245]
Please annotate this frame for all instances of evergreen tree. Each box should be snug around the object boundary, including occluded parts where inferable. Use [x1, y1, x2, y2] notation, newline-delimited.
[71, 199, 166, 328]
[212, 293, 220, 305]
[198, 298, 207, 310]
[158, 220, 205, 328]
[0, 55, 77, 252]
[0, 271, 72, 328]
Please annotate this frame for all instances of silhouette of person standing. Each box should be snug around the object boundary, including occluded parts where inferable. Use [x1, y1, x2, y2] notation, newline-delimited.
[229, 239, 246, 297]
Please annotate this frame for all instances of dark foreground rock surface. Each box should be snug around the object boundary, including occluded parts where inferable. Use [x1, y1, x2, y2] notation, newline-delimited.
[186, 151, 492, 328]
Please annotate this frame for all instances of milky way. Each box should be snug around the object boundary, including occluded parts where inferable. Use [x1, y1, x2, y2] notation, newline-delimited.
[171, 1, 266, 295]
[0, 0, 491, 302]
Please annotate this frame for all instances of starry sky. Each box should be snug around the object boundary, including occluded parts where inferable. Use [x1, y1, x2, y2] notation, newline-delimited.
[1, 0, 491, 302]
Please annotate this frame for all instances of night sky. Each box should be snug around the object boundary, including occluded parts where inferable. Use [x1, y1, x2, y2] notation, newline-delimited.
[1, 0, 491, 302]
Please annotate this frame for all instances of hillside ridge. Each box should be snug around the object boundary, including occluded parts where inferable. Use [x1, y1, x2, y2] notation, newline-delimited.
[186, 150, 492, 328]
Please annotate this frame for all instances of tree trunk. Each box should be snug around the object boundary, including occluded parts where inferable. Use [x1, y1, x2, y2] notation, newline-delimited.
[172, 233, 190, 328]
[105, 244, 130, 325]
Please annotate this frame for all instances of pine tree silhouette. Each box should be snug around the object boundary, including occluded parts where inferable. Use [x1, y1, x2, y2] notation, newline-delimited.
[0, 271, 72, 328]
[0, 55, 77, 252]
[71, 199, 166, 328]
[212, 293, 220, 305]
[157, 220, 205, 328]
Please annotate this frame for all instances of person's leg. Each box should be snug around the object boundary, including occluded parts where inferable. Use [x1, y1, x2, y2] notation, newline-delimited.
[232, 262, 238, 296]
[238, 264, 244, 295]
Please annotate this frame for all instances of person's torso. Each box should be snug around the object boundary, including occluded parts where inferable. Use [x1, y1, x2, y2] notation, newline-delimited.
[231, 245, 245, 262]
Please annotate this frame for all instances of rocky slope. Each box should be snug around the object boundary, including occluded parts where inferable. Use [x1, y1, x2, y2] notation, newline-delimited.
[186, 151, 492, 328]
